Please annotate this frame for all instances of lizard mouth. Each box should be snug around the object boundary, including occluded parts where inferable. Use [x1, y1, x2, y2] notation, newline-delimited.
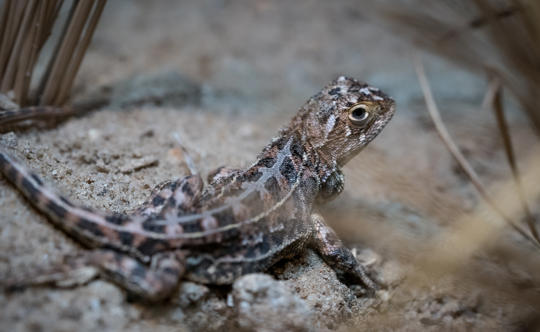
[337, 145, 366, 167]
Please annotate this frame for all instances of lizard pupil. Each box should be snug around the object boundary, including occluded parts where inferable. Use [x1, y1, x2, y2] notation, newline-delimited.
[348, 104, 370, 125]
[352, 108, 366, 119]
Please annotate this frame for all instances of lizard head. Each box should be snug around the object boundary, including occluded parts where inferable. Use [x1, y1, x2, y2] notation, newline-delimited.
[298, 76, 395, 175]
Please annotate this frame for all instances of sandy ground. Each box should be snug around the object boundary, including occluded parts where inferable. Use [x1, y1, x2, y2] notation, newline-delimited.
[1, 1, 540, 331]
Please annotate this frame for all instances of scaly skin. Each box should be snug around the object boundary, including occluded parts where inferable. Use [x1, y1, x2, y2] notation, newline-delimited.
[0, 76, 395, 301]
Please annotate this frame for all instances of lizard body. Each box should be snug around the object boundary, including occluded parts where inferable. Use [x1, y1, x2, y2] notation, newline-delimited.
[0, 76, 395, 301]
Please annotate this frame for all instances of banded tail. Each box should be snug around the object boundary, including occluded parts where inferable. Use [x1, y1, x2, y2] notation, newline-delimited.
[0, 150, 168, 261]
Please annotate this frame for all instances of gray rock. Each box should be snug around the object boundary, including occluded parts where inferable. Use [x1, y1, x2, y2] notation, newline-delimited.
[280, 250, 378, 330]
[232, 273, 315, 332]
[0, 132, 18, 148]
[175, 281, 210, 308]
[377, 261, 405, 287]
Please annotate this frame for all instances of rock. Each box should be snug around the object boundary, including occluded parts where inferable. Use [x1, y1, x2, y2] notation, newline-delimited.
[175, 281, 210, 308]
[0, 132, 18, 148]
[280, 250, 377, 330]
[353, 248, 381, 267]
[232, 273, 314, 331]
[377, 261, 405, 287]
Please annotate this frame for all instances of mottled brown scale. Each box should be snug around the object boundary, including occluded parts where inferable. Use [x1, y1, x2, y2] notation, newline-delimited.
[0, 76, 395, 301]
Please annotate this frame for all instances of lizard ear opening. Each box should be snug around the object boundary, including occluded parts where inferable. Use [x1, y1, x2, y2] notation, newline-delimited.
[348, 104, 370, 127]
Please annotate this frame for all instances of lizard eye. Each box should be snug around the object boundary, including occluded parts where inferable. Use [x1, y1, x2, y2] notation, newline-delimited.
[348, 104, 370, 126]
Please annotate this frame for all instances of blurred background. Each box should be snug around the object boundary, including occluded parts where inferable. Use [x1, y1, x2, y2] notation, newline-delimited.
[1, 0, 539, 331]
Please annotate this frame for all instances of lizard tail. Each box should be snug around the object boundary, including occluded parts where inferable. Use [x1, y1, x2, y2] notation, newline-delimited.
[0, 106, 75, 132]
[0, 150, 139, 253]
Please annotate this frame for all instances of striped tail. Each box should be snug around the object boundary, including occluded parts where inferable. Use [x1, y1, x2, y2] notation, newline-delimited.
[0, 150, 225, 261]
[0, 150, 141, 254]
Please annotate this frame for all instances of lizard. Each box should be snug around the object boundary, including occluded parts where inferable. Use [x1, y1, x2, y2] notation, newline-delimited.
[0, 76, 395, 301]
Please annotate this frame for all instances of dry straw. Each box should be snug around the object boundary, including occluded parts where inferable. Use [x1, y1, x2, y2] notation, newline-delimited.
[379, 0, 540, 247]
[0, 0, 106, 108]
[380, 0, 540, 132]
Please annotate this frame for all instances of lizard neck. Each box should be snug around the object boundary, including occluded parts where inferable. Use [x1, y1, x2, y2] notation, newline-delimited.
[254, 130, 306, 188]
[257, 126, 339, 189]
[296, 129, 338, 185]
[279, 104, 340, 183]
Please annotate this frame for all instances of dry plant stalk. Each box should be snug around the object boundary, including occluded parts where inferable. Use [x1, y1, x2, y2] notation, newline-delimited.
[379, 0, 540, 133]
[487, 79, 540, 242]
[381, 0, 540, 246]
[0, 0, 106, 108]
[408, 145, 540, 282]
[344, 148, 540, 330]
[415, 58, 540, 248]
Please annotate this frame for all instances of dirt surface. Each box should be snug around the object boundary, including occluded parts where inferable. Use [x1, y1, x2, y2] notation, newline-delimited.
[1, 1, 540, 331]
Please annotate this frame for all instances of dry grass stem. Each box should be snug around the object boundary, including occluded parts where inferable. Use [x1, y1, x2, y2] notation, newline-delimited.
[34, 0, 72, 105]
[379, 0, 540, 133]
[487, 78, 540, 243]
[54, 0, 106, 105]
[39, 0, 96, 106]
[408, 147, 540, 284]
[0, 0, 106, 110]
[414, 57, 540, 249]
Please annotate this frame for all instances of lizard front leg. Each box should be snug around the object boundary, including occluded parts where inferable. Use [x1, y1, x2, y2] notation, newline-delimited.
[316, 169, 345, 204]
[309, 213, 378, 293]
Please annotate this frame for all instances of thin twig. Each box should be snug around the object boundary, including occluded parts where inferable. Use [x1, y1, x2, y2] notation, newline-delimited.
[21, 0, 48, 105]
[14, 1, 43, 105]
[36, 0, 78, 105]
[40, 0, 62, 49]
[30, 0, 62, 105]
[380, 1, 540, 133]
[1, 0, 37, 95]
[0, 0, 18, 79]
[55, 0, 106, 105]
[414, 56, 540, 249]
[0, 1, 11, 58]
[486, 78, 540, 243]
[0, 0, 106, 109]
[172, 132, 199, 176]
[43, 0, 93, 105]
[441, 4, 518, 41]
[0, 1, 28, 91]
